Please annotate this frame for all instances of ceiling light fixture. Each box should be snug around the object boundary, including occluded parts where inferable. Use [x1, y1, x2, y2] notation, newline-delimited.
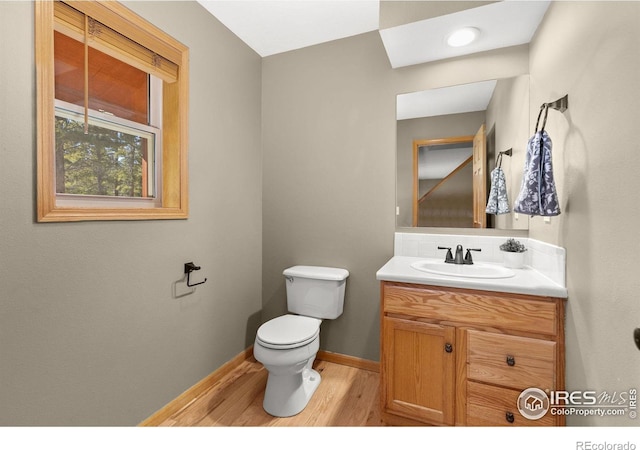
[447, 27, 480, 47]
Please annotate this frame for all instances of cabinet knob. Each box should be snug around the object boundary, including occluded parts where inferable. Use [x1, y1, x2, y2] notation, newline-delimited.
[506, 355, 516, 366]
[445, 343, 453, 353]
[505, 412, 515, 423]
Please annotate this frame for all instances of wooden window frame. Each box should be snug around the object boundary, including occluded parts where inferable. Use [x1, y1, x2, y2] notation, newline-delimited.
[35, 0, 189, 222]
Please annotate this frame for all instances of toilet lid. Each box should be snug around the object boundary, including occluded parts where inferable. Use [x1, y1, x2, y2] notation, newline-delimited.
[256, 314, 321, 349]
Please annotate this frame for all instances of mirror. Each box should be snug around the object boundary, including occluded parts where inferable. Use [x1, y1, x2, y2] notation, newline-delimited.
[396, 75, 530, 230]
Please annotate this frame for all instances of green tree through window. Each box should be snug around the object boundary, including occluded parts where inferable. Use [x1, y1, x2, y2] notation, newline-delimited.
[55, 114, 152, 198]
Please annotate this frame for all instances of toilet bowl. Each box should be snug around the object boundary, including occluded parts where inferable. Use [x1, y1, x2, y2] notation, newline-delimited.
[253, 265, 349, 417]
[254, 314, 322, 417]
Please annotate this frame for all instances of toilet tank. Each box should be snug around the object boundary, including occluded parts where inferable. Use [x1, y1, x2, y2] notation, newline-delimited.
[283, 266, 349, 320]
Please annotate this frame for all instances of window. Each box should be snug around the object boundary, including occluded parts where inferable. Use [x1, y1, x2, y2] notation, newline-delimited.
[54, 100, 160, 206]
[35, 0, 189, 221]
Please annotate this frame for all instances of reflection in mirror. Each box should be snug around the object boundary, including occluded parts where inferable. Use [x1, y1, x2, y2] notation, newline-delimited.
[413, 137, 474, 227]
[396, 76, 530, 230]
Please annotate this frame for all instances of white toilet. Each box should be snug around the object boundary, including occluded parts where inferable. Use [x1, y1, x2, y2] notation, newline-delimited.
[253, 265, 349, 417]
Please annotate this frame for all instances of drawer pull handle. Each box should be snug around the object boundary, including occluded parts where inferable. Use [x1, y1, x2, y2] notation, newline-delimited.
[506, 355, 516, 366]
[506, 412, 515, 423]
[445, 343, 453, 353]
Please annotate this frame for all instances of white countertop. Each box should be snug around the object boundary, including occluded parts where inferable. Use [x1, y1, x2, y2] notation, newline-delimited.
[376, 256, 568, 298]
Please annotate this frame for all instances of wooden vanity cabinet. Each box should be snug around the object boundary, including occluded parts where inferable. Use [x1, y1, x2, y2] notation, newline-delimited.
[380, 281, 565, 426]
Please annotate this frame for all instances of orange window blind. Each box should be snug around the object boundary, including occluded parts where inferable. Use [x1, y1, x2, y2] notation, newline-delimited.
[54, 30, 149, 125]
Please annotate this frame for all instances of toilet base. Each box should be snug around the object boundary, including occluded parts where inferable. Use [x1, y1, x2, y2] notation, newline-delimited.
[262, 360, 321, 417]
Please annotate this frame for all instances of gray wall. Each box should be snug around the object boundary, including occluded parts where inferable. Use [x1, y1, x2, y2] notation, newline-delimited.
[0, 1, 262, 425]
[528, 1, 640, 426]
[262, 32, 397, 361]
[485, 75, 530, 231]
[379, 1, 495, 29]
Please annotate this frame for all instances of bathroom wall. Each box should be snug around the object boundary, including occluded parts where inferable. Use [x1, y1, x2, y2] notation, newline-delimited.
[379, 1, 495, 29]
[261, 32, 397, 361]
[485, 75, 530, 230]
[262, 34, 528, 361]
[0, 1, 262, 425]
[527, 1, 640, 425]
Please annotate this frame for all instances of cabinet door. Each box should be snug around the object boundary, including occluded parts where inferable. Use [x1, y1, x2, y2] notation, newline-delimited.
[382, 317, 456, 425]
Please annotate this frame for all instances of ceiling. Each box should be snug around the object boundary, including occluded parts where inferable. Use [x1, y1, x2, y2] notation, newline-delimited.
[397, 79, 497, 121]
[198, 1, 550, 64]
[380, 1, 550, 68]
[198, 1, 551, 118]
[197, 1, 380, 57]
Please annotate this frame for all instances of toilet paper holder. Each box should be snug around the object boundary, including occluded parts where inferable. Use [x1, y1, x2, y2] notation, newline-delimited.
[184, 262, 207, 287]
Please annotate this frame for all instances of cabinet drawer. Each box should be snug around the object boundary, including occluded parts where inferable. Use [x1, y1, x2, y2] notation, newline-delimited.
[467, 382, 556, 426]
[382, 283, 557, 335]
[467, 330, 556, 390]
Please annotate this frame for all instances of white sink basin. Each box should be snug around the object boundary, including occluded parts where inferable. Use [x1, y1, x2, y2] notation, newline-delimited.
[410, 260, 515, 279]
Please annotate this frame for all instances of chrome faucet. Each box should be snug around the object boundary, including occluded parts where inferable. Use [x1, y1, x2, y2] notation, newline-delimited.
[454, 244, 465, 264]
[463, 248, 481, 265]
[438, 244, 481, 265]
[437, 246, 454, 263]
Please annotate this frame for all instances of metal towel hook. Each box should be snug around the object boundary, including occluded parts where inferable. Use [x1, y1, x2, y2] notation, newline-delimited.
[496, 148, 512, 168]
[544, 94, 569, 113]
[535, 95, 568, 133]
[184, 262, 207, 287]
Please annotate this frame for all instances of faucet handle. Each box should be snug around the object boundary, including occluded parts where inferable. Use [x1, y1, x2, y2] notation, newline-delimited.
[437, 246, 454, 264]
[463, 248, 482, 265]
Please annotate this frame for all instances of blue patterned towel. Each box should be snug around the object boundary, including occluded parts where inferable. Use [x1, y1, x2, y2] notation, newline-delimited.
[486, 167, 510, 215]
[513, 129, 560, 216]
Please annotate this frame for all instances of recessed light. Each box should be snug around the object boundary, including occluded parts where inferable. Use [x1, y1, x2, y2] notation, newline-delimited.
[447, 27, 480, 47]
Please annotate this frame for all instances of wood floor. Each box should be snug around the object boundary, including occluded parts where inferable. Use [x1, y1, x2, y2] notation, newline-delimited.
[157, 357, 384, 426]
